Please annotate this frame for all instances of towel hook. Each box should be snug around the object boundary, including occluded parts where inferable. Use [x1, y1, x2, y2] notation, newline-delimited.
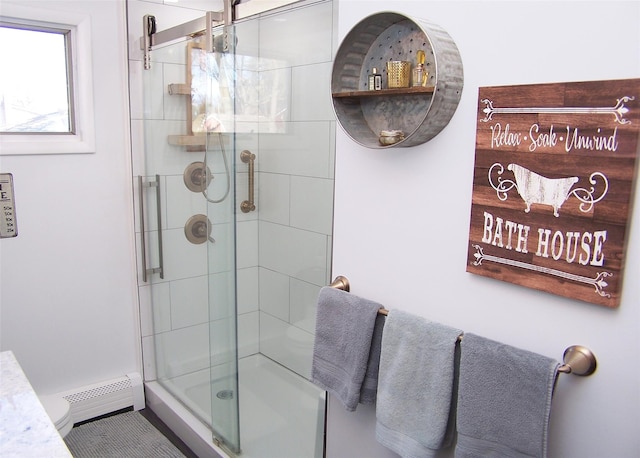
[558, 345, 597, 376]
[330, 275, 350, 292]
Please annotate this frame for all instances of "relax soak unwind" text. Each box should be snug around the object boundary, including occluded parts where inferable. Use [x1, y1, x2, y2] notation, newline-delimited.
[489, 123, 619, 153]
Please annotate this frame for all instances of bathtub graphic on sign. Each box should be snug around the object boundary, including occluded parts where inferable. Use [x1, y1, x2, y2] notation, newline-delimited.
[488, 163, 609, 217]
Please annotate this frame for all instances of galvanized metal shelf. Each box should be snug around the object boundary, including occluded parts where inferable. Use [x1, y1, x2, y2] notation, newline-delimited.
[331, 12, 463, 149]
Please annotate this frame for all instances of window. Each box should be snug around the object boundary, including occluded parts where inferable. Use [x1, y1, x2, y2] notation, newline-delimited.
[0, 4, 94, 154]
[0, 24, 74, 134]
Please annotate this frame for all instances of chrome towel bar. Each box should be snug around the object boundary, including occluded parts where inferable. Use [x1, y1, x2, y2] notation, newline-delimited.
[328, 276, 597, 376]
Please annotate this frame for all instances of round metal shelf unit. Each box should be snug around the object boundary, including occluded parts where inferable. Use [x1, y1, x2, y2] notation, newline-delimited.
[331, 11, 464, 148]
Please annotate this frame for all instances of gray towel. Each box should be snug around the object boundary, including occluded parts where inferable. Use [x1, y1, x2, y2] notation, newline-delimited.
[359, 313, 386, 404]
[311, 286, 384, 411]
[455, 333, 560, 458]
[375, 310, 462, 458]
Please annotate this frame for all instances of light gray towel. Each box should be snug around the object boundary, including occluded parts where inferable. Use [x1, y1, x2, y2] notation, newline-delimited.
[455, 333, 560, 458]
[375, 310, 462, 458]
[311, 286, 384, 411]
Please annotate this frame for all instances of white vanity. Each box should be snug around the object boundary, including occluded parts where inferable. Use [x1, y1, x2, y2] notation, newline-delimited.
[0, 351, 72, 457]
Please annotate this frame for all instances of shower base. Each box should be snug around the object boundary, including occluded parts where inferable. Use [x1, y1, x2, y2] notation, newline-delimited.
[146, 354, 325, 458]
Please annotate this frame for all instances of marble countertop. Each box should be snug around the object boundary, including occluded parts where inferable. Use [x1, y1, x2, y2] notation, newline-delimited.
[0, 350, 72, 457]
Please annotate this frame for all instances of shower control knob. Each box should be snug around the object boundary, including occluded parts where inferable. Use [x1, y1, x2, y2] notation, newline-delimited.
[184, 162, 212, 192]
[184, 214, 215, 244]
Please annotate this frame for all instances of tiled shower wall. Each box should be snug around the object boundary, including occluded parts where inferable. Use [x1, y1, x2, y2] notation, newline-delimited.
[127, 0, 336, 382]
[253, 1, 336, 378]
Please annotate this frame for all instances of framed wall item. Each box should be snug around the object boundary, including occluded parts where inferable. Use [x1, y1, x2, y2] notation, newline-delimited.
[467, 78, 640, 308]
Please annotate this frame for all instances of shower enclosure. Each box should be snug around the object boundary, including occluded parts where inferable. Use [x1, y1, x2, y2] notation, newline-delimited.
[132, 0, 336, 456]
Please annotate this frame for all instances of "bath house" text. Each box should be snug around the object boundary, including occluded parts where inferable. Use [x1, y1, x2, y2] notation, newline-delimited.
[481, 210, 607, 266]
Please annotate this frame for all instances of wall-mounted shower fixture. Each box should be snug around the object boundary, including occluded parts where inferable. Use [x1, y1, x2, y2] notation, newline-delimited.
[184, 162, 212, 193]
[202, 134, 231, 204]
[185, 214, 215, 244]
[240, 150, 256, 213]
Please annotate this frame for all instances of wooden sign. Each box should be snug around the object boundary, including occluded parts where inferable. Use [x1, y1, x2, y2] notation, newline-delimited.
[467, 79, 640, 307]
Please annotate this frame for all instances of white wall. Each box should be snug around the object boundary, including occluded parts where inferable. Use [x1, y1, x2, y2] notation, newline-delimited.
[0, 1, 141, 395]
[329, 1, 640, 457]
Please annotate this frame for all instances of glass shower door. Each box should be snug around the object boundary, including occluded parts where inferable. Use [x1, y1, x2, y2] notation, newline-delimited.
[229, 2, 334, 457]
[138, 1, 335, 455]
[200, 27, 242, 454]
[140, 30, 240, 453]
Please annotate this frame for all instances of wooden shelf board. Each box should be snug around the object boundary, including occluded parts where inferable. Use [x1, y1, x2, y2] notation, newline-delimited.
[168, 83, 190, 95]
[168, 134, 206, 147]
[332, 86, 435, 98]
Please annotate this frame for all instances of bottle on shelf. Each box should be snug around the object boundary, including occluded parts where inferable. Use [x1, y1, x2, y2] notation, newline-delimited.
[412, 64, 424, 87]
[369, 67, 382, 90]
[413, 50, 428, 87]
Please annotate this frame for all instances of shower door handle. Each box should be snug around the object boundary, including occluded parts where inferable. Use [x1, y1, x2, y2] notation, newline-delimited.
[138, 175, 164, 282]
[240, 150, 256, 213]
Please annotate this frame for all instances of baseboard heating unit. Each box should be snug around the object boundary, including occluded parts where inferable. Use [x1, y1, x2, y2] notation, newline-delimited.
[57, 372, 144, 424]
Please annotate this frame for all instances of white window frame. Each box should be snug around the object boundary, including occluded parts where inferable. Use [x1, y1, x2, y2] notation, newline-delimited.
[0, 3, 95, 155]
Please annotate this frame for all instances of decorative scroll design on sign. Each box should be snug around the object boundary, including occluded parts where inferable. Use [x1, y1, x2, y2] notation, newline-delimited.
[480, 96, 635, 124]
[488, 163, 609, 217]
[471, 244, 612, 297]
